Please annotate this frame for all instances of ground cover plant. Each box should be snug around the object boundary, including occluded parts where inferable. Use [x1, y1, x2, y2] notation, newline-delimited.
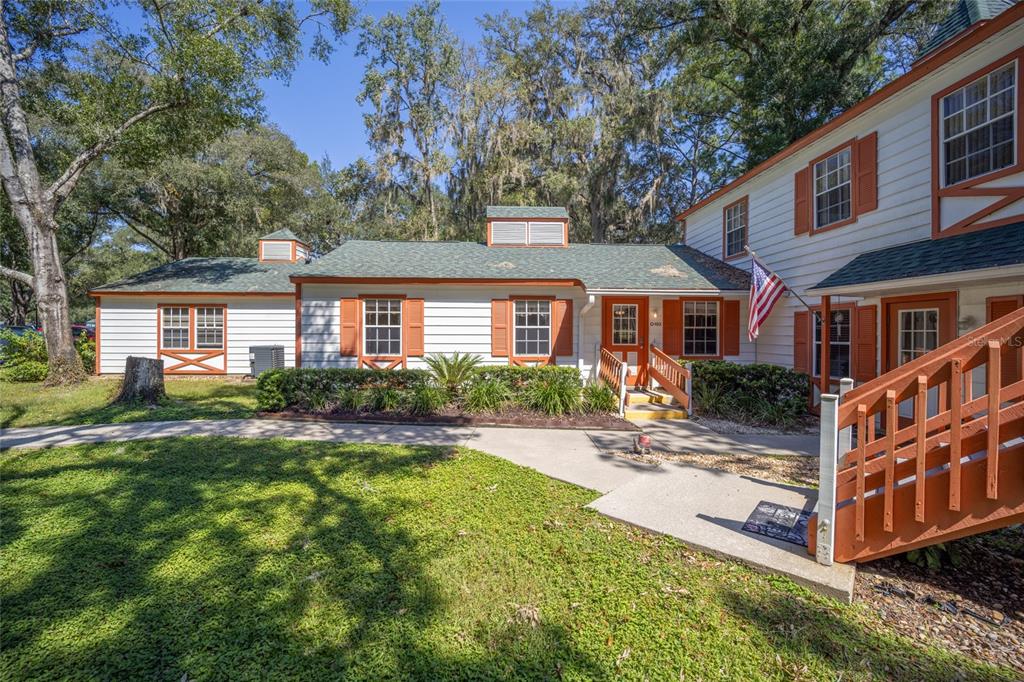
[1, 437, 1012, 681]
[0, 377, 257, 428]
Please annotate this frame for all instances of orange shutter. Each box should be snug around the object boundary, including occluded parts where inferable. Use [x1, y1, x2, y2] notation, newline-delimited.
[662, 299, 682, 356]
[404, 298, 425, 357]
[553, 299, 573, 356]
[340, 298, 359, 357]
[794, 167, 811, 235]
[723, 299, 740, 356]
[793, 310, 810, 374]
[855, 132, 878, 215]
[853, 305, 877, 382]
[491, 299, 509, 357]
[987, 296, 1024, 387]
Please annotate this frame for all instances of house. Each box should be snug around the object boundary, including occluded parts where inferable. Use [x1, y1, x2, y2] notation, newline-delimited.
[675, 0, 1024, 403]
[91, 0, 1023, 394]
[91, 209, 752, 381]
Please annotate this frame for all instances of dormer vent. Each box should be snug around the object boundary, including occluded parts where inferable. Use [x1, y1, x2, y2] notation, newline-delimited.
[485, 206, 569, 247]
[258, 228, 310, 263]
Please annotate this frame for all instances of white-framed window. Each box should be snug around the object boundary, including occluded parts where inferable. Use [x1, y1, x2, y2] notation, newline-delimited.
[684, 301, 718, 356]
[195, 307, 224, 350]
[364, 298, 402, 356]
[813, 309, 852, 378]
[898, 309, 939, 365]
[723, 200, 747, 258]
[161, 307, 190, 349]
[611, 303, 638, 345]
[814, 148, 852, 228]
[514, 299, 550, 356]
[941, 61, 1016, 186]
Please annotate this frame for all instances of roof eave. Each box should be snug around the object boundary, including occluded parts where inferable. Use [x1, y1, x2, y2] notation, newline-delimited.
[808, 262, 1024, 297]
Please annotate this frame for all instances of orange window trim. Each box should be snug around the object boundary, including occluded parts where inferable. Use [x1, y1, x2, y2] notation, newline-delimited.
[259, 239, 305, 263]
[931, 49, 1024, 238]
[677, 295, 725, 361]
[509, 295, 558, 364]
[880, 291, 958, 372]
[674, 3, 1024, 222]
[353, 294, 408, 366]
[721, 196, 749, 261]
[156, 303, 228, 375]
[806, 138, 859, 234]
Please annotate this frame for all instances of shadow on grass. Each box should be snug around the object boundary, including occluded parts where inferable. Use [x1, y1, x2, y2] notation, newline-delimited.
[62, 380, 257, 426]
[0, 438, 600, 680]
[719, 588, 1018, 681]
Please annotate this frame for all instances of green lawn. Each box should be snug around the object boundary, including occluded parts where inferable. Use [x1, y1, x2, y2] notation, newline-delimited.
[0, 377, 257, 428]
[1, 438, 1011, 681]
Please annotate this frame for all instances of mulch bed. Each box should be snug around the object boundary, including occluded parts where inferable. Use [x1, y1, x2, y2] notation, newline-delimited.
[855, 527, 1024, 673]
[262, 407, 638, 431]
[690, 413, 819, 436]
[611, 450, 819, 488]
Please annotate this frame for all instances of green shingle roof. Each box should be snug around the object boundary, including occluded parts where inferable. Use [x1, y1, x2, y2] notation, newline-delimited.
[811, 222, 1024, 291]
[297, 240, 749, 291]
[485, 206, 569, 219]
[919, 0, 1016, 57]
[260, 228, 304, 242]
[91, 258, 299, 294]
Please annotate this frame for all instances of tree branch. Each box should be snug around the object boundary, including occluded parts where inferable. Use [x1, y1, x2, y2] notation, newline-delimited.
[0, 264, 34, 287]
[45, 101, 178, 210]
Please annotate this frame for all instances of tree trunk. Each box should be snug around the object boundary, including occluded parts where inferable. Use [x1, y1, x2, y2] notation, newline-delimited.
[115, 356, 166, 404]
[9, 280, 31, 324]
[30, 215, 86, 384]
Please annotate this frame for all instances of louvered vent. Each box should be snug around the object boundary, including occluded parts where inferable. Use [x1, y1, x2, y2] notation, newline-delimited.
[261, 241, 292, 260]
[528, 222, 564, 245]
[490, 221, 528, 244]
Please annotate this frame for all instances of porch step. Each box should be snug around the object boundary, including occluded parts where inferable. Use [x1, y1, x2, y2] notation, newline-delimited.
[624, 401, 687, 422]
[625, 389, 675, 406]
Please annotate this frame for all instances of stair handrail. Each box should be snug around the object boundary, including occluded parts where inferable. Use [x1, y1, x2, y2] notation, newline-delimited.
[815, 306, 1024, 565]
[648, 344, 691, 410]
[598, 348, 629, 416]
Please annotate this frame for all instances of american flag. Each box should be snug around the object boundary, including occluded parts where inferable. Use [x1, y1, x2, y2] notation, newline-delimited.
[748, 255, 787, 341]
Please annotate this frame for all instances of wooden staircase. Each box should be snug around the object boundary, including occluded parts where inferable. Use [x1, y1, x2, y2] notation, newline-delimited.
[597, 345, 691, 421]
[810, 307, 1024, 564]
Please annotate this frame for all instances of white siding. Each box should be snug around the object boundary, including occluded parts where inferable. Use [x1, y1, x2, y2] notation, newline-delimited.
[681, 22, 1024, 370]
[97, 295, 296, 374]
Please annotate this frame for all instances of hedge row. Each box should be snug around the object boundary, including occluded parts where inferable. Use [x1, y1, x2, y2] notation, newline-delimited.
[0, 329, 95, 382]
[256, 365, 615, 417]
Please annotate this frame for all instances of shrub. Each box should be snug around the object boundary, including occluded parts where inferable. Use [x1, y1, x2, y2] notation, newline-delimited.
[367, 386, 404, 412]
[337, 387, 366, 412]
[464, 378, 513, 413]
[474, 365, 580, 391]
[408, 385, 449, 415]
[424, 352, 481, 395]
[0, 329, 95, 377]
[255, 367, 429, 412]
[581, 383, 617, 414]
[690, 360, 808, 428]
[519, 368, 582, 416]
[1, 360, 48, 382]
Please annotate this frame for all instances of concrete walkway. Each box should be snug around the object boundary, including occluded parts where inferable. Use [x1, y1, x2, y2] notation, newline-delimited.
[0, 418, 852, 600]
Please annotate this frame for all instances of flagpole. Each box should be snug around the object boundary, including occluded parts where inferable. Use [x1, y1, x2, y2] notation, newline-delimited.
[744, 246, 822, 324]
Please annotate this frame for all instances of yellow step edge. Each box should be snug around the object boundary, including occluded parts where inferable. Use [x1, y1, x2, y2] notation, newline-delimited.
[624, 408, 688, 421]
[626, 392, 675, 405]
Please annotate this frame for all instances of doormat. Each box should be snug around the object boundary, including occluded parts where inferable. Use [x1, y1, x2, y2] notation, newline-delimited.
[741, 501, 811, 547]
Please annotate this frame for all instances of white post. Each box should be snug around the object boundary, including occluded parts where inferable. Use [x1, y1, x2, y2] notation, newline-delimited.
[838, 377, 854, 469]
[816, 393, 840, 566]
[684, 362, 694, 412]
[618, 361, 628, 417]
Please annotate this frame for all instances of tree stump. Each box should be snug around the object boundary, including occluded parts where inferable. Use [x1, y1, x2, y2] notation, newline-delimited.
[115, 356, 166, 404]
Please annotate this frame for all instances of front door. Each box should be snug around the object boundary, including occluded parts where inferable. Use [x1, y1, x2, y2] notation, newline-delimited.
[602, 296, 649, 386]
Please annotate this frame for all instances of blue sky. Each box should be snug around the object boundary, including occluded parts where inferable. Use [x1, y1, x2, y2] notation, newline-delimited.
[259, 1, 573, 169]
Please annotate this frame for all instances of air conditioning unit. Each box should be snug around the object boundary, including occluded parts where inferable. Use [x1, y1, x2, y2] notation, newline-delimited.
[249, 345, 285, 376]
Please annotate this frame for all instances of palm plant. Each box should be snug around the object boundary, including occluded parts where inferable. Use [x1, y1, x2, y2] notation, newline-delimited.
[424, 352, 482, 395]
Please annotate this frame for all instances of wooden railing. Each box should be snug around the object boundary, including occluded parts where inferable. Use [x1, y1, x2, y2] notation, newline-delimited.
[649, 345, 691, 410]
[598, 348, 628, 416]
[812, 307, 1024, 565]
